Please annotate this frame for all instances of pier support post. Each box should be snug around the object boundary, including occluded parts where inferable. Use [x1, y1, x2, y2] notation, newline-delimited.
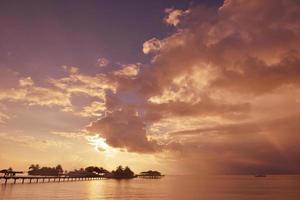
[14, 178, 16, 184]
[22, 178, 24, 184]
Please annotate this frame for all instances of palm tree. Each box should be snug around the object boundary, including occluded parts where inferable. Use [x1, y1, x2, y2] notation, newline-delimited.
[124, 166, 134, 177]
[85, 166, 95, 173]
[94, 167, 108, 174]
[116, 165, 123, 172]
[29, 164, 40, 171]
[29, 164, 34, 170]
[55, 165, 63, 175]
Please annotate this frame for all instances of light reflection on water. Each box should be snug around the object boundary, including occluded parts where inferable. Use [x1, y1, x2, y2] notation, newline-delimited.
[1, 175, 300, 200]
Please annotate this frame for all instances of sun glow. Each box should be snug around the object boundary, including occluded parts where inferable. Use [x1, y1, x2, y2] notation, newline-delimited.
[86, 135, 117, 157]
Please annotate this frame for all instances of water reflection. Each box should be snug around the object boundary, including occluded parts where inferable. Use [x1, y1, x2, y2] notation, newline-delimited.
[1, 175, 300, 200]
[1, 184, 14, 199]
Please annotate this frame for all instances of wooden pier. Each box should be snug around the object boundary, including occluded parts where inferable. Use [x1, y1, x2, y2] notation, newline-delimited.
[0, 176, 105, 184]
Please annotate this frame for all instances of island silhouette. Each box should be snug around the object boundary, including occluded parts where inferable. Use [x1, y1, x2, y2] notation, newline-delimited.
[1, 164, 164, 180]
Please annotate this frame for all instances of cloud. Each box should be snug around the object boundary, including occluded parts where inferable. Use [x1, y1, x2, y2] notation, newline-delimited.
[86, 134, 116, 153]
[0, 111, 9, 124]
[172, 114, 300, 174]
[83, 0, 300, 174]
[0, 103, 9, 124]
[143, 38, 162, 54]
[19, 77, 34, 87]
[139, 0, 300, 97]
[78, 101, 106, 117]
[0, 78, 72, 108]
[0, 67, 117, 119]
[96, 57, 110, 67]
[62, 65, 79, 74]
[113, 64, 140, 78]
[48, 69, 118, 116]
[164, 8, 189, 27]
[146, 98, 250, 122]
[87, 106, 159, 153]
[49, 72, 117, 100]
[51, 131, 86, 139]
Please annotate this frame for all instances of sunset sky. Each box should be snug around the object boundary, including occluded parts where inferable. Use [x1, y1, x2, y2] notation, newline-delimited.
[0, 0, 300, 175]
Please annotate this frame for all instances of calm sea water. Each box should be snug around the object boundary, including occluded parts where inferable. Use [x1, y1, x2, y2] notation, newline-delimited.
[1, 175, 300, 200]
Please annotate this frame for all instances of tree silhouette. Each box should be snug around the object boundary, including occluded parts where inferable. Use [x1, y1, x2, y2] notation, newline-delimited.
[111, 165, 135, 179]
[28, 164, 64, 176]
[29, 164, 40, 171]
[124, 166, 134, 177]
[55, 165, 63, 174]
[85, 166, 95, 173]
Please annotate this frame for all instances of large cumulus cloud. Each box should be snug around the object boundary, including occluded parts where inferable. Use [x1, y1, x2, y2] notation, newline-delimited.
[86, 0, 300, 174]
[87, 107, 159, 153]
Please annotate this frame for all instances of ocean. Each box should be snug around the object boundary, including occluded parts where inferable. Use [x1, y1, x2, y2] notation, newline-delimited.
[1, 175, 300, 200]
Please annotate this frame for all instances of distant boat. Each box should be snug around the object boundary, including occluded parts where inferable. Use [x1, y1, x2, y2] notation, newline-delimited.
[255, 174, 266, 177]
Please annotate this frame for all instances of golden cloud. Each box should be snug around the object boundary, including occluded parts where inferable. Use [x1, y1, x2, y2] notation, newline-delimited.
[86, 0, 300, 174]
[113, 64, 140, 77]
[0, 79, 71, 108]
[164, 8, 189, 27]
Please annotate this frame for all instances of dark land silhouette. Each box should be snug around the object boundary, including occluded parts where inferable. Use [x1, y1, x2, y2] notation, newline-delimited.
[28, 164, 63, 176]
[139, 170, 162, 176]
[1, 165, 163, 179]
[106, 166, 135, 179]
[67, 166, 108, 177]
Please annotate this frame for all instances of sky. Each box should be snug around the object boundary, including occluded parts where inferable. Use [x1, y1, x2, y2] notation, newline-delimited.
[0, 0, 300, 175]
